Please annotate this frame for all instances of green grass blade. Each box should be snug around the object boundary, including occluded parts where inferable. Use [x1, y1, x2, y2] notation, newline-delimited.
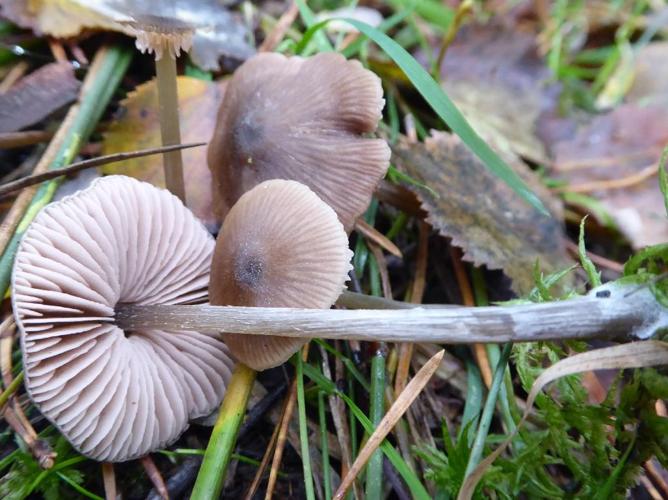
[318, 391, 332, 500]
[191, 363, 256, 500]
[294, 0, 333, 53]
[297, 18, 548, 215]
[365, 348, 386, 500]
[56, 472, 103, 500]
[463, 343, 513, 480]
[297, 352, 317, 500]
[341, 19, 548, 215]
[578, 216, 602, 287]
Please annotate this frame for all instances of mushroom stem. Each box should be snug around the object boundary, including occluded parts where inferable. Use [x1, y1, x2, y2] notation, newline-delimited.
[115, 283, 668, 344]
[336, 290, 449, 310]
[155, 54, 186, 202]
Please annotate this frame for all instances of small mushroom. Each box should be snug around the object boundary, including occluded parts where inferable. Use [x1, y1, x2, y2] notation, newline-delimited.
[12, 175, 234, 462]
[122, 12, 198, 202]
[207, 52, 391, 231]
[209, 179, 353, 370]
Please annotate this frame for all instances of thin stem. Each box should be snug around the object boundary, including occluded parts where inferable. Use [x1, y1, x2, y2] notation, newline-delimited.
[459, 360, 482, 443]
[155, 54, 186, 202]
[365, 346, 386, 500]
[318, 391, 332, 500]
[297, 347, 316, 500]
[464, 343, 513, 479]
[0, 371, 24, 410]
[0, 143, 204, 197]
[115, 283, 667, 344]
[191, 363, 256, 500]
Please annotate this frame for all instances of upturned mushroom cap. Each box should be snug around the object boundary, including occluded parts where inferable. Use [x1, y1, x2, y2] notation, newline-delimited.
[207, 52, 391, 230]
[210, 179, 352, 370]
[12, 175, 234, 462]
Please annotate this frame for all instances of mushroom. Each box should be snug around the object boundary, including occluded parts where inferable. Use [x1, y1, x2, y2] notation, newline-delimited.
[122, 12, 197, 202]
[11, 175, 234, 462]
[209, 179, 353, 370]
[207, 52, 391, 231]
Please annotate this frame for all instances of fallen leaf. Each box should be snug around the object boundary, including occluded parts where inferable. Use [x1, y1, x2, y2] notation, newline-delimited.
[392, 131, 570, 295]
[627, 41, 668, 107]
[0, 62, 80, 133]
[1, 0, 254, 70]
[0, 0, 112, 37]
[543, 104, 668, 249]
[439, 23, 559, 164]
[102, 76, 225, 230]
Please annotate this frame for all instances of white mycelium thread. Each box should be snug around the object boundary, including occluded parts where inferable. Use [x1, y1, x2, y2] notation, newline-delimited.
[12, 175, 233, 462]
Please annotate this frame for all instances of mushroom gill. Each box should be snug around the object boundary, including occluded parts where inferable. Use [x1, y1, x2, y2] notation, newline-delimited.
[12, 175, 234, 462]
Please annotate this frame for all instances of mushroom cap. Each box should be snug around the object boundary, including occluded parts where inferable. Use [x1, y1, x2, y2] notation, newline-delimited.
[210, 179, 352, 370]
[207, 52, 391, 231]
[121, 14, 196, 59]
[12, 175, 234, 462]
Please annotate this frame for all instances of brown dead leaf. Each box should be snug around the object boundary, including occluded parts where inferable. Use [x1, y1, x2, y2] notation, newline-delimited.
[0, 62, 80, 133]
[1, 0, 254, 70]
[627, 41, 668, 107]
[392, 131, 570, 295]
[102, 76, 225, 230]
[439, 23, 559, 164]
[541, 42, 668, 249]
[543, 104, 668, 249]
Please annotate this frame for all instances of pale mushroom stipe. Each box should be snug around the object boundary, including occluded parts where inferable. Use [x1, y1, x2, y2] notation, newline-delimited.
[207, 52, 391, 230]
[12, 176, 234, 462]
[210, 179, 353, 370]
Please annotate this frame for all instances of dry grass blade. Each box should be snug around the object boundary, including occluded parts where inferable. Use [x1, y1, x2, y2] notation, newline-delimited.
[450, 246, 492, 386]
[395, 221, 429, 396]
[259, 0, 299, 52]
[0, 142, 205, 197]
[265, 378, 298, 499]
[368, 242, 393, 298]
[0, 316, 55, 468]
[0, 130, 54, 149]
[355, 219, 403, 258]
[457, 341, 668, 500]
[141, 455, 169, 500]
[243, 409, 281, 500]
[0, 61, 29, 93]
[333, 349, 445, 500]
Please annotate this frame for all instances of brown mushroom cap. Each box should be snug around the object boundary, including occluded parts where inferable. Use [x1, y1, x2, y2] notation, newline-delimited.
[210, 179, 352, 370]
[120, 13, 196, 60]
[207, 52, 391, 231]
[12, 175, 234, 462]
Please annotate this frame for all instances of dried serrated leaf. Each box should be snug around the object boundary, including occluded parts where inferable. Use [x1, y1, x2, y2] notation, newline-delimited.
[392, 131, 570, 295]
[0, 62, 80, 133]
[102, 76, 225, 230]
